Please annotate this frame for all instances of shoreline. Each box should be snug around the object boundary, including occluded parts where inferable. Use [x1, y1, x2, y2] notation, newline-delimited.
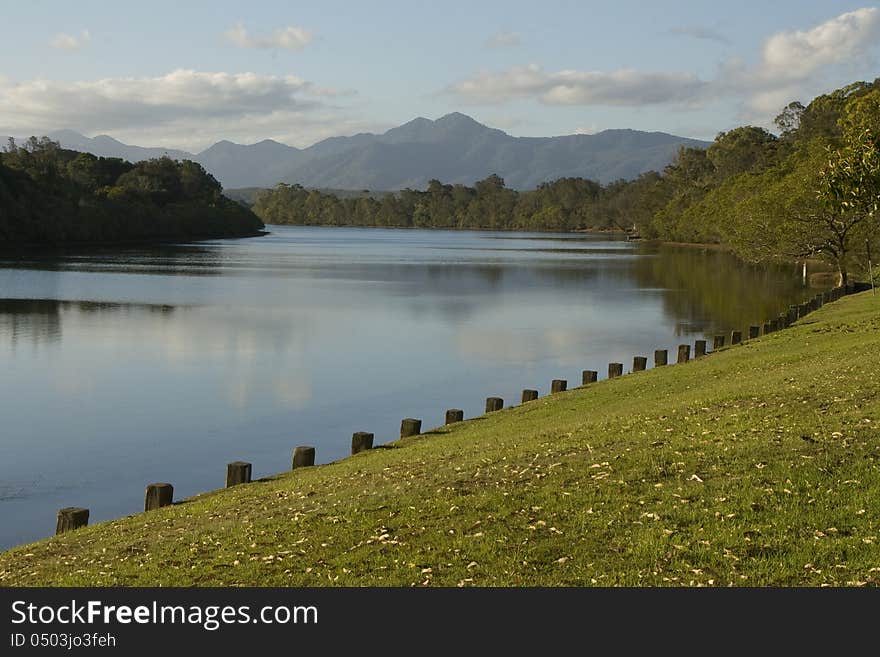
[0, 230, 269, 253]
[1, 288, 874, 584]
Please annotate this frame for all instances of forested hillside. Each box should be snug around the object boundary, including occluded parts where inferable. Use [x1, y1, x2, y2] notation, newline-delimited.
[0, 138, 264, 245]
[254, 80, 880, 285]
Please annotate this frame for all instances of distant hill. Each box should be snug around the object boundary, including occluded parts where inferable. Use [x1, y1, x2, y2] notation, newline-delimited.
[11, 113, 710, 190]
[46, 130, 193, 163]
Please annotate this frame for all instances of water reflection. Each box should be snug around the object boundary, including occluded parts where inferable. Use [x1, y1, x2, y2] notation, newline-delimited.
[0, 227, 824, 550]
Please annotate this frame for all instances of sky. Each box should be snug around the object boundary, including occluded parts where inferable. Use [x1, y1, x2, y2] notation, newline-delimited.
[0, 1, 878, 152]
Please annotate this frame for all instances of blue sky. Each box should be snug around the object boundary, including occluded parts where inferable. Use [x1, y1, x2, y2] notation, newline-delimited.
[1, 1, 878, 150]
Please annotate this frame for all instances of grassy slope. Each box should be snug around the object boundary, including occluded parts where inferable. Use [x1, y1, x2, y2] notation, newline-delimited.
[1, 293, 878, 587]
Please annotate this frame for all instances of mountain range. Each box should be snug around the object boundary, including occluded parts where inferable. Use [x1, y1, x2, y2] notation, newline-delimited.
[4, 113, 710, 191]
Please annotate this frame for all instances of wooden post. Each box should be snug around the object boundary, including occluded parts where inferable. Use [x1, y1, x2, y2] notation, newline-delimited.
[731, 330, 742, 345]
[763, 322, 772, 335]
[713, 335, 725, 350]
[582, 370, 598, 385]
[400, 418, 421, 438]
[694, 340, 707, 358]
[654, 349, 667, 367]
[226, 461, 252, 487]
[56, 507, 89, 534]
[144, 483, 173, 511]
[798, 303, 809, 318]
[351, 432, 374, 454]
[485, 397, 504, 412]
[521, 389, 539, 403]
[788, 306, 798, 324]
[633, 356, 647, 372]
[778, 314, 788, 329]
[677, 344, 690, 363]
[550, 379, 567, 393]
[292, 446, 316, 468]
[445, 409, 464, 424]
[748, 325, 760, 339]
[608, 363, 623, 378]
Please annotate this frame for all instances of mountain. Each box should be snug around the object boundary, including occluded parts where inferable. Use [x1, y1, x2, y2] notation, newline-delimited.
[269, 114, 708, 190]
[8, 114, 710, 190]
[196, 139, 302, 189]
[46, 130, 193, 162]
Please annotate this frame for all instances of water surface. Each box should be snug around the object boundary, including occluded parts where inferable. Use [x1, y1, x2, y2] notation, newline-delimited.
[0, 226, 814, 549]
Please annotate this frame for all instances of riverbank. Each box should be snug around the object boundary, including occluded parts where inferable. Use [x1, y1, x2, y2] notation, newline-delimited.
[1, 290, 878, 586]
[0, 230, 268, 253]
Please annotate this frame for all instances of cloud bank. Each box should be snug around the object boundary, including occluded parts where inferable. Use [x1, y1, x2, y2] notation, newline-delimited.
[450, 8, 880, 123]
[450, 65, 706, 106]
[0, 69, 372, 150]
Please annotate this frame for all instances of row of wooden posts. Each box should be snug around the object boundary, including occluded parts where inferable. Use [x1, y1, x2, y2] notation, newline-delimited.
[54, 284, 858, 535]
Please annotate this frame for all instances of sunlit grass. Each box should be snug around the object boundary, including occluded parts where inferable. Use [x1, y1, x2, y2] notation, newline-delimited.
[1, 292, 878, 586]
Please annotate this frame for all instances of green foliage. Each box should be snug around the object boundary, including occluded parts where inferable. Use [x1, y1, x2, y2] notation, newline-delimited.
[237, 79, 880, 280]
[0, 139, 264, 245]
[256, 176, 627, 232]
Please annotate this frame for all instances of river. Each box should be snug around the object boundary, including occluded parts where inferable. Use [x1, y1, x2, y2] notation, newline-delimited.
[0, 226, 815, 549]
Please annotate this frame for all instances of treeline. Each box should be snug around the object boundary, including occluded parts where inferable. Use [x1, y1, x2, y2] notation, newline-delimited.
[0, 137, 264, 245]
[254, 174, 663, 233]
[254, 78, 880, 284]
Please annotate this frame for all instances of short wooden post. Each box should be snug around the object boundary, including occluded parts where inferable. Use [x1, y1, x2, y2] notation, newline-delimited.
[713, 335, 725, 350]
[400, 418, 421, 438]
[798, 303, 809, 318]
[351, 432, 374, 454]
[582, 370, 597, 385]
[763, 322, 772, 335]
[748, 325, 760, 339]
[485, 397, 503, 412]
[788, 306, 798, 324]
[633, 356, 647, 372]
[445, 409, 464, 424]
[654, 350, 667, 367]
[226, 461, 252, 487]
[292, 446, 316, 468]
[778, 313, 788, 329]
[56, 507, 89, 534]
[608, 363, 623, 378]
[521, 389, 538, 403]
[694, 340, 707, 358]
[731, 330, 742, 345]
[677, 344, 690, 363]
[144, 483, 173, 511]
[551, 379, 567, 393]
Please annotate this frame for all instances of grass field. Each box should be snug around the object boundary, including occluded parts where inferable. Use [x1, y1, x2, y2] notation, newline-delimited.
[1, 291, 878, 587]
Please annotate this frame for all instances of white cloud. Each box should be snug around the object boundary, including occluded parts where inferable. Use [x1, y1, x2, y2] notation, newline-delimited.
[759, 7, 880, 81]
[574, 124, 600, 135]
[224, 23, 313, 51]
[721, 7, 880, 120]
[449, 8, 880, 126]
[0, 69, 374, 150]
[49, 30, 91, 51]
[449, 64, 706, 106]
[486, 31, 523, 48]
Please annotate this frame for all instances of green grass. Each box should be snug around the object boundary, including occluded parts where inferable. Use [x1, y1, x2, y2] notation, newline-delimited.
[2, 292, 879, 587]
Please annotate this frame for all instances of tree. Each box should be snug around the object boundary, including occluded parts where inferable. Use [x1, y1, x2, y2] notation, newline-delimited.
[774, 102, 805, 137]
[706, 127, 777, 180]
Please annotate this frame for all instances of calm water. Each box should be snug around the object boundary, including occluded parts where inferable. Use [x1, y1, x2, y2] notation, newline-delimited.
[0, 226, 815, 550]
